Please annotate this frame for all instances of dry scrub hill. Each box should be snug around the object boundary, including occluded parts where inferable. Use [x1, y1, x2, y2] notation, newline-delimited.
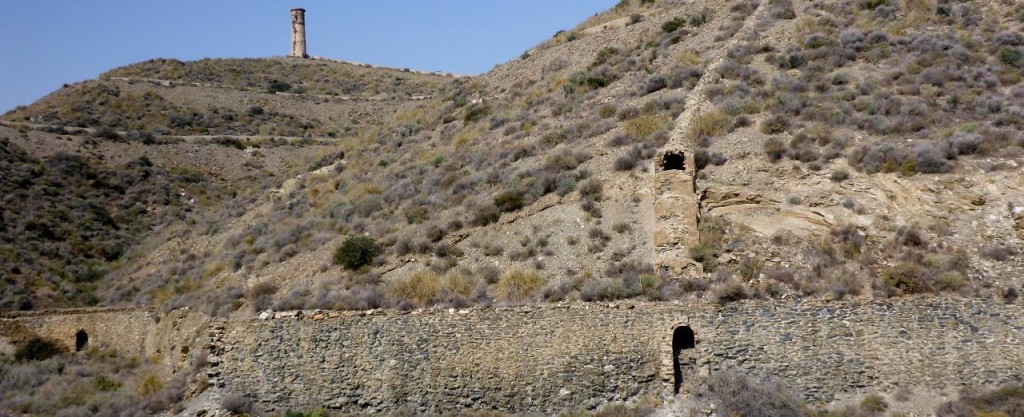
[4, 0, 1024, 316]
[0, 58, 454, 310]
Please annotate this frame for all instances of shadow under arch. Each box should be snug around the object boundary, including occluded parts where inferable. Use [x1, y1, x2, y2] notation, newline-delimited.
[75, 329, 89, 352]
[672, 326, 695, 394]
[661, 152, 686, 171]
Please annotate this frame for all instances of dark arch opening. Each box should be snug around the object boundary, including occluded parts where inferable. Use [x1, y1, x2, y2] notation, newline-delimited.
[75, 330, 88, 352]
[662, 152, 686, 171]
[672, 326, 695, 394]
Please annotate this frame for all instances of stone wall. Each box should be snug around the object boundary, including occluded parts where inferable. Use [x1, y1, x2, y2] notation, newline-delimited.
[3, 298, 1023, 414]
[0, 307, 156, 357]
[214, 297, 1024, 414]
[0, 307, 209, 376]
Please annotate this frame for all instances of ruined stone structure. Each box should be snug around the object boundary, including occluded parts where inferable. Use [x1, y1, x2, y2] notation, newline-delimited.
[653, 150, 701, 276]
[0, 307, 155, 355]
[5, 298, 1023, 414]
[0, 307, 208, 374]
[290, 8, 308, 58]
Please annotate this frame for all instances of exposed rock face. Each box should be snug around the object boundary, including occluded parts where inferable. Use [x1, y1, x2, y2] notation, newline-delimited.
[290, 8, 308, 58]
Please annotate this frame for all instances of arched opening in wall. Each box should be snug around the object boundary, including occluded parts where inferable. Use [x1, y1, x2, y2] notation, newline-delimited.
[75, 330, 88, 352]
[672, 326, 695, 394]
[662, 152, 685, 171]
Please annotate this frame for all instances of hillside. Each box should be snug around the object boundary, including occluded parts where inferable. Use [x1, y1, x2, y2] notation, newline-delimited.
[3, 0, 1024, 415]
[0, 58, 455, 311]
[3, 0, 1024, 316]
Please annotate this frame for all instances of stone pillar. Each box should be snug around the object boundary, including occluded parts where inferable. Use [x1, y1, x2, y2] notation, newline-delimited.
[290, 8, 308, 58]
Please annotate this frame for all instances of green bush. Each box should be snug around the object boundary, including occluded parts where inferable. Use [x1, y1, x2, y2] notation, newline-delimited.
[689, 243, 719, 271]
[494, 191, 525, 213]
[14, 337, 63, 362]
[662, 17, 687, 33]
[267, 80, 292, 93]
[464, 104, 492, 123]
[592, 47, 620, 67]
[860, 393, 889, 414]
[999, 47, 1022, 67]
[285, 410, 328, 417]
[95, 375, 122, 392]
[333, 236, 383, 270]
[760, 114, 790, 134]
[883, 262, 931, 294]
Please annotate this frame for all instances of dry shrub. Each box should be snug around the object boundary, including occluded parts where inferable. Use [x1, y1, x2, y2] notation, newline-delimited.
[936, 384, 1024, 417]
[705, 372, 806, 417]
[882, 262, 931, 295]
[388, 270, 442, 307]
[980, 245, 1019, 262]
[247, 280, 278, 312]
[623, 114, 671, 140]
[496, 268, 545, 303]
[136, 373, 164, 397]
[221, 393, 253, 414]
[712, 279, 749, 304]
[443, 269, 479, 298]
[903, 0, 934, 16]
[688, 110, 732, 142]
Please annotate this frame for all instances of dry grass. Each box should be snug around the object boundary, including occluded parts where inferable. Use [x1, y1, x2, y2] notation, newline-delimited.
[387, 270, 443, 307]
[496, 268, 546, 303]
[688, 110, 733, 142]
[623, 114, 673, 140]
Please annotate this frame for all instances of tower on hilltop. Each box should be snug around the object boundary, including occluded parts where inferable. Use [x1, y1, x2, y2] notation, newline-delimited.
[290, 8, 308, 58]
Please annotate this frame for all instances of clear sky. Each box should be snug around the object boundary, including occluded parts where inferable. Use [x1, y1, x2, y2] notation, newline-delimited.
[0, 0, 619, 113]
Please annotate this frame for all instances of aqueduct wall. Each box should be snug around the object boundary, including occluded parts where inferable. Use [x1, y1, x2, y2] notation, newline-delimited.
[0, 307, 155, 356]
[3, 298, 1024, 414]
[213, 297, 1024, 414]
[0, 307, 209, 373]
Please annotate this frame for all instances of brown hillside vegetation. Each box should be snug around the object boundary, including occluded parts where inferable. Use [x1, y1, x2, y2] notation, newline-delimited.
[4, 0, 1024, 416]
[2, 0, 1024, 316]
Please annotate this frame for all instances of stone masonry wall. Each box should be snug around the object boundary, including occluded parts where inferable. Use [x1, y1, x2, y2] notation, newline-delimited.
[2, 298, 1022, 414]
[0, 307, 156, 357]
[215, 297, 1024, 414]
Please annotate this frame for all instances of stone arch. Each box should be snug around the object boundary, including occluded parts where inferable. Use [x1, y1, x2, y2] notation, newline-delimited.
[75, 329, 89, 352]
[672, 326, 696, 394]
[661, 152, 686, 171]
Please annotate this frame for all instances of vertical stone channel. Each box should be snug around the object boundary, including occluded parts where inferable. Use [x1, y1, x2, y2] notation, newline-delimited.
[651, 2, 765, 276]
[653, 153, 701, 275]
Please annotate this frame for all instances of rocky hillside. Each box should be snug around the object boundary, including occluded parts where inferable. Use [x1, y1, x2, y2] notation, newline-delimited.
[3, 0, 1024, 315]
[0, 59, 455, 310]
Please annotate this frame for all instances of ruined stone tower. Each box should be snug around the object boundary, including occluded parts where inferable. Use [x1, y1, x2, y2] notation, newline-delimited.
[290, 8, 308, 58]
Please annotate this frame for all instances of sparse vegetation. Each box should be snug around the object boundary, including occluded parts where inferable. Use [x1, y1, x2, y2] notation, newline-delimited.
[1, 0, 1021, 318]
[1, 345, 202, 416]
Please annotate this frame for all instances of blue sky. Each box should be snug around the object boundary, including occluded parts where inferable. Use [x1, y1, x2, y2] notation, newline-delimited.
[0, 0, 618, 113]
